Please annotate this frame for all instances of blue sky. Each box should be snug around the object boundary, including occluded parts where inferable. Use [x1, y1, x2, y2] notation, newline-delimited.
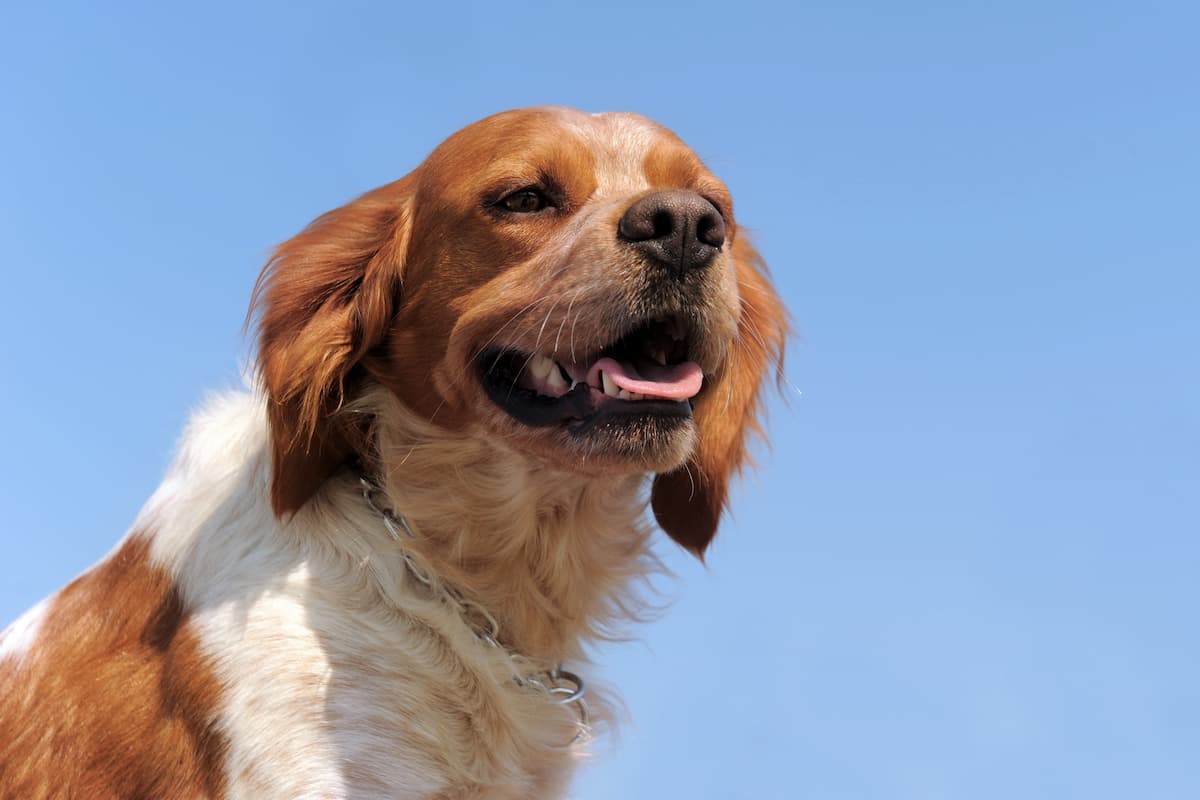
[1, 2, 1197, 798]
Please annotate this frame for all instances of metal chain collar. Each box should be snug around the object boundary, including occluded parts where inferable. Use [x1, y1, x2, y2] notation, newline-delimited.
[357, 473, 590, 746]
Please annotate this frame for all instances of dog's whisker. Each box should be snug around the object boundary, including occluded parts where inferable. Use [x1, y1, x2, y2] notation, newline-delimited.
[722, 348, 738, 415]
[569, 300, 582, 363]
[554, 288, 582, 357]
[534, 292, 566, 355]
[471, 295, 554, 363]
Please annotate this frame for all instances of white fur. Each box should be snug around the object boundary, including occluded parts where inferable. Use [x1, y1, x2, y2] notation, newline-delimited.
[134, 391, 648, 798]
[0, 598, 51, 665]
[567, 111, 656, 196]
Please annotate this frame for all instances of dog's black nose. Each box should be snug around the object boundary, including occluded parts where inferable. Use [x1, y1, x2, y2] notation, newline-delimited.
[618, 190, 725, 275]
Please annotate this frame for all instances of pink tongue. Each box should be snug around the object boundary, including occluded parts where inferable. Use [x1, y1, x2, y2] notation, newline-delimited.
[586, 357, 703, 400]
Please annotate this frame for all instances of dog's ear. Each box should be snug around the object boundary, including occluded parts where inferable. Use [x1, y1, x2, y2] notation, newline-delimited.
[651, 235, 788, 558]
[251, 180, 413, 517]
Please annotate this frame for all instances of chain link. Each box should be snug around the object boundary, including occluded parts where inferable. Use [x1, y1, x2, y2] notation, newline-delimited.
[357, 472, 590, 746]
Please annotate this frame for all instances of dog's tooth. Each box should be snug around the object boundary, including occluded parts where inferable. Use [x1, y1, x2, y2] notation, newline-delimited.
[601, 370, 619, 398]
[627, 391, 645, 401]
[617, 389, 630, 400]
[545, 363, 568, 392]
[526, 355, 545, 379]
[653, 349, 667, 366]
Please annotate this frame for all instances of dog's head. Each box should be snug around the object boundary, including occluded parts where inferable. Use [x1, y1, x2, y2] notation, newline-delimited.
[254, 107, 786, 556]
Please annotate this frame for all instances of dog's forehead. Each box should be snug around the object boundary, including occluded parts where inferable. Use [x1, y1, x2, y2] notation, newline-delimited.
[423, 108, 711, 203]
[554, 110, 665, 194]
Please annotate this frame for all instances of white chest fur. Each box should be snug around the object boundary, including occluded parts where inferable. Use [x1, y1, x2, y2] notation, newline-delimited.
[134, 392, 642, 798]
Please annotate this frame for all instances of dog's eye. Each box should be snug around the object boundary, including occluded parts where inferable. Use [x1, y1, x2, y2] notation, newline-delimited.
[499, 189, 551, 214]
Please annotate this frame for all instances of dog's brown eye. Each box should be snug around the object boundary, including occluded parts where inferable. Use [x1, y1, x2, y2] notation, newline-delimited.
[499, 190, 550, 213]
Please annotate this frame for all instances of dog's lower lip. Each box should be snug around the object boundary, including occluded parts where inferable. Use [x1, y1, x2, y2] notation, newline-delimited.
[564, 397, 693, 434]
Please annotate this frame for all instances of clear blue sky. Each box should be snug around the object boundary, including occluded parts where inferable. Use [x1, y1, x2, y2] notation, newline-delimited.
[2, 2, 1197, 798]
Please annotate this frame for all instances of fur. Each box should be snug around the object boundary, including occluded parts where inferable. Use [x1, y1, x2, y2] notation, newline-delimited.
[0, 107, 787, 799]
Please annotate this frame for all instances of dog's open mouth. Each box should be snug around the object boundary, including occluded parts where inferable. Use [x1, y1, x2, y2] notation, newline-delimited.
[479, 316, 702, 430]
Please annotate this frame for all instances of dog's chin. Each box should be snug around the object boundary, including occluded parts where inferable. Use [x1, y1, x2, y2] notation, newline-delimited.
[493, 409, 697, 477]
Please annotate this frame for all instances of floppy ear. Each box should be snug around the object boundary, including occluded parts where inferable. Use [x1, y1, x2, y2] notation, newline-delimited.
[252, 180, 412, 516]
[651, 235, 788, 557]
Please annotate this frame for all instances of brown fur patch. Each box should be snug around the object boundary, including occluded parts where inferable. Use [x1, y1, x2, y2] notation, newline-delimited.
[0, 536, 228, 799]
[651, 236, 789, 555]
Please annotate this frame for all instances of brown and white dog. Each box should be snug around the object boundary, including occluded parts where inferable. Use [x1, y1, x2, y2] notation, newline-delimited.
[0, 107, 786, 799]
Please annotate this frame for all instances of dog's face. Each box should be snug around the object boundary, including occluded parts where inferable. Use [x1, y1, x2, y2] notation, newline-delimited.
[256, 107, 786, 555]
[387, 110, 741, 474]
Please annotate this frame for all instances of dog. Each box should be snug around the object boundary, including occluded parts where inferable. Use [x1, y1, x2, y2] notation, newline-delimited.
[0, 107, 786, 799]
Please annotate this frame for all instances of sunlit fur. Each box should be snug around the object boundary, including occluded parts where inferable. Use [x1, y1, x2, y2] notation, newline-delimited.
[139, 391, 608, 797]
[0, 107, 787, 799]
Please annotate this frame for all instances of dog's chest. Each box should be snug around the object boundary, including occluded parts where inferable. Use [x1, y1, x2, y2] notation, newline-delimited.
[187, 558, 583, 799]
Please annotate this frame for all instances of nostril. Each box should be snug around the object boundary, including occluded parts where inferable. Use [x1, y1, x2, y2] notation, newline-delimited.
[617, 203, 655, 242]
[696, 211, 725, 249]
[651, 209, 675, 239]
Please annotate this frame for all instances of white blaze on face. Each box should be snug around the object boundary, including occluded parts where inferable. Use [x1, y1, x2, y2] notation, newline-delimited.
[0, 597, 51, 664]
[562, 110, 660, 197]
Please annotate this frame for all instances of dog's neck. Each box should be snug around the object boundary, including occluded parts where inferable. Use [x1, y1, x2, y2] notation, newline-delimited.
[359, 389, 657, 662]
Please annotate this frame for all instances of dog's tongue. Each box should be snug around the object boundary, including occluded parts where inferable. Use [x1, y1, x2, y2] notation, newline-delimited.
[586, 357, 703, 400]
